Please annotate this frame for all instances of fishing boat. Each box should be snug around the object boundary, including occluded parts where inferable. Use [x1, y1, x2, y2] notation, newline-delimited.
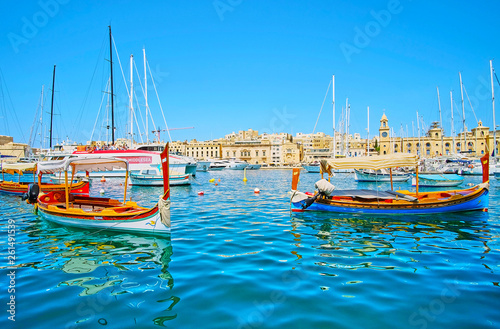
[130, 167, 190, 186]
[290, 153, 489, 214]
[246, 164, 261, 170]
[0, 162, 89, 196]
[411, 173, 464, 187]
[27, 144, 172, 234]
[354, 168, 410, 182]
[302, 162, 321, 173]
[196, 161, 212, 172]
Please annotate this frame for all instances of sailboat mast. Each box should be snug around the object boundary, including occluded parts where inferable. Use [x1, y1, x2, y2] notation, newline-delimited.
[367, 106, 369, 155]
[40, 85, 44, 149]
[49, 65, 56, 149]
[437, 86, 444, 155]
[417, 111, 421, 156]
[459, 72, 466, 153]
[109, 26, 115, 144]
[450, 91, 455, 155]
[129, 54, 134, 148]
[144, 47, 148, 143]
[332, 75, 336, 158]
[491, 60, 496, 156]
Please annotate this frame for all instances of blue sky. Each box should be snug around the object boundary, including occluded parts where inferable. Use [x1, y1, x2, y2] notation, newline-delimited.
[1, 0, 499, 148]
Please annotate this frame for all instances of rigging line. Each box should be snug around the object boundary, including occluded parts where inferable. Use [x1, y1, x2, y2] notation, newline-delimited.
[147, 60, 171, 143]
[313, 79, 332, 134]
[133, 88, 145, 143]
[462, 84, 478, 124]
[90, 78, 110, 142]
[0, 67, 26, 143]
[73, 32, 107, 138]
[494, 69, 500, 87]
[133, 60, 148, 137]
[111, 36, 130, 98]
[28, 88, 44, 152]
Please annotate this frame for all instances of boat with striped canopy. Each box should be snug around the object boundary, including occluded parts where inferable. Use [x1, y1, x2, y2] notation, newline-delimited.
[1, 162, 89, 196]
[27, 144, 172, 235]
[290, 153, 489, 214]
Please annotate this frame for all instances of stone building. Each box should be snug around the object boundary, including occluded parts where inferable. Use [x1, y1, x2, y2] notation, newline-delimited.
[378, 114, 496, 157]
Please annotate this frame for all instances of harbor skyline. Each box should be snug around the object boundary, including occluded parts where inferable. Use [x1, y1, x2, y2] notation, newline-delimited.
[1, 1, 500, 148]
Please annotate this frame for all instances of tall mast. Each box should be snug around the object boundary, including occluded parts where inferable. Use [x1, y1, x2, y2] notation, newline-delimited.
[437, 86, 444, 156]
[367, 106, 370, 155]
[129, 54, 134, 148]
[49, 65, 56, 149]
[40, 85, 44, 149]
[491, 60, 496, 156]
[345, 98, 348, 156]
[450, 91, 455, 155]
[332, 75, 335, 158]
[144, 47, 148, 143]
[459, 72, 466, 153]
[109, 25, 115, 144]
[417, 111, 421, 156]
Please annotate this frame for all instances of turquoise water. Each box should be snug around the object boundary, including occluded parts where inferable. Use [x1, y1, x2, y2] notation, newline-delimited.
[1, 170, 500, 328]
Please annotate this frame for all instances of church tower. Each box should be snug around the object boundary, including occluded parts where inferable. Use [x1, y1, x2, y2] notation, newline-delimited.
[379, 114, 390, 154]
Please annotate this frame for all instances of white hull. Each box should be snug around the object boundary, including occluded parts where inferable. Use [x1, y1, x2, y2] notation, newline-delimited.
[225, 163, 248, 170]
[39, 208, 170, 234]
[72, 150, 188, 176]
[354, 172, 410, 182]
[196, 161, 211, 172]
[130, 174, 190, 186]
[411, 176, 463, 187]
[303, 165, 320, 173]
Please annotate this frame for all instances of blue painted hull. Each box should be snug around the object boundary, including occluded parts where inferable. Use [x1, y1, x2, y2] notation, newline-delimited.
[292, 189, 489, 215]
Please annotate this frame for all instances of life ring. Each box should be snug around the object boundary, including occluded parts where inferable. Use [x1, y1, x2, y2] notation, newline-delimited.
[468, 164, 473, 168]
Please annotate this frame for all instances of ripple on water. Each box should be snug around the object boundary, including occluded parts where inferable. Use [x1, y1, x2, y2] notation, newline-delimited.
[1, 171, 500, 328]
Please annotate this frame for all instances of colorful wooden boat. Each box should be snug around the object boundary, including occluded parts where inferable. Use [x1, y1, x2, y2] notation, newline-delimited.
[1, 162, 89, 196]
[291, 153, 489, 215]
[28, 144, 172, 235]
[411, 173, 464, 187]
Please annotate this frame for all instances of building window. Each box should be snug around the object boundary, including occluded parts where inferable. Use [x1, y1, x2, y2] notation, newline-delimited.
[445, 143, 450, 148]
[426, 142, 431, 148]
[263, 151, 266, 156]
[256, 151, 259, 156]
[227, 152, 229, 157]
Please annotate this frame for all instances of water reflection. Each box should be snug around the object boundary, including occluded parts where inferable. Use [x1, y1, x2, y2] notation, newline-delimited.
[18, 219, 178, 327]
[289, 211, 492, 273]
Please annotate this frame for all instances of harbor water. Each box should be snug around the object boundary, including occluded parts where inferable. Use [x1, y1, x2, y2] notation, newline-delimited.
[1, 170, 499, 328]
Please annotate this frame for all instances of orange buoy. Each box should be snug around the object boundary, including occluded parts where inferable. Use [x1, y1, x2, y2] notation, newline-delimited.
[254, 188, 260, 193]
[198, 191, 204, 196]
[218, 179, 221, 182]
[215, 183, 218, 186]
[100, 176, 106, 182]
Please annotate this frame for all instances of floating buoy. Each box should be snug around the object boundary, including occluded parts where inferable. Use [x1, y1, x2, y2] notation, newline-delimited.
[254, 188, 260, 194]
[209, 178, 215, 183]
[100, 176, 106, 182]
[198, 191, 204, 196]
[218, 178, 221, 182]
[243, 168, 248, 182]
[99, 189, 105, 195]
[215, 183, 218, 186]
